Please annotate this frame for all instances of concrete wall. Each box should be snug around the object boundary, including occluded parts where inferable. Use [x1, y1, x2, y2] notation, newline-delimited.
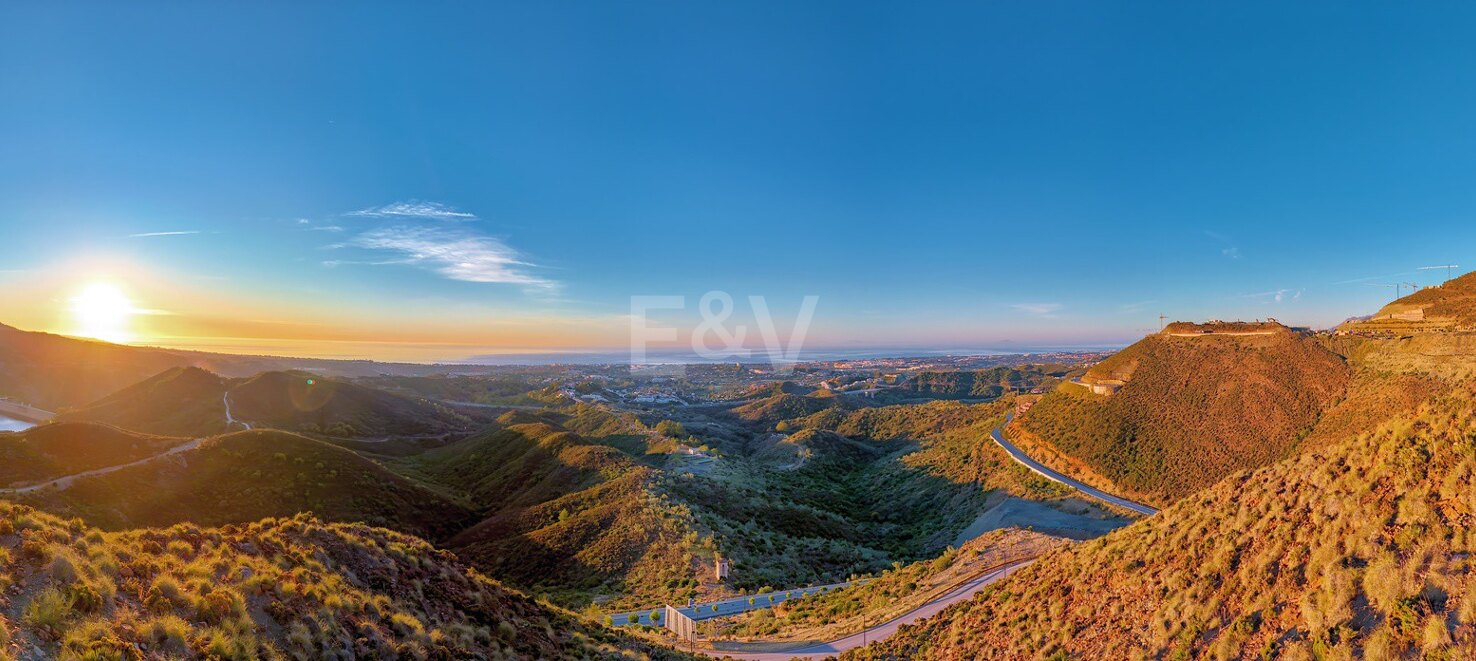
[0, 399, 53, 424]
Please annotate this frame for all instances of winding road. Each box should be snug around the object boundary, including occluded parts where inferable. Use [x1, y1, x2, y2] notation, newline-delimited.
[223, 392, 252, 430]
[990, 413, 1158, 516]
[704, 560, 1032, 660]
[0, 438, 202, 495]
[611, 581, 857, 628]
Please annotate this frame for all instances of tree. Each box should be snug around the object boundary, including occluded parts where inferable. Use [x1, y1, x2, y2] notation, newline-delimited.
[627, 614, 638, 624]
[650, 609, 662, 623]
[558, 508, 570, 523]
[655, 420, 687, 437]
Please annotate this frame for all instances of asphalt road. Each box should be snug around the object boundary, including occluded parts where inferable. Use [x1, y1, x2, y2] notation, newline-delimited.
[705, 561, 1032, 660]
[990, 413, 1159, 516]
[610, 581, 857, 628]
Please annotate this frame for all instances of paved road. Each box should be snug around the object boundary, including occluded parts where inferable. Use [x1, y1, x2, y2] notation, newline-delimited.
[705, 561, 1031, 660]
[990, 413, 1158, 516]
[0, 438, 202, 495]
[610, 581, 857, 628]
[223, 392, 252, 430]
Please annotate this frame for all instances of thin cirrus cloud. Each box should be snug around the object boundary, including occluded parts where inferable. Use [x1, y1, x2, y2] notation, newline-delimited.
[1240, 289, 1303, 303]
[340, 225, 558, 292]
[1012, 302, 1063, 317]
[128, 230, 201, 238]
[347, 201, 477, 221]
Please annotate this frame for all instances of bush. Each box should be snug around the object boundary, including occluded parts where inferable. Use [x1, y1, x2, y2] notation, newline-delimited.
[23, 586, 74, 636]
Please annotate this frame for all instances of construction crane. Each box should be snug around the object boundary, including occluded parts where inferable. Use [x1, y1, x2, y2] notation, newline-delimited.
[1418, 264, 1460, 283]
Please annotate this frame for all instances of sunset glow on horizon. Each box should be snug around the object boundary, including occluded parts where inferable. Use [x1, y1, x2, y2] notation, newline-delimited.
[68, 281, 138, 344]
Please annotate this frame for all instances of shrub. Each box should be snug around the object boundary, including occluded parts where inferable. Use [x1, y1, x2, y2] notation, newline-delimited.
[23, 586, 74, 636]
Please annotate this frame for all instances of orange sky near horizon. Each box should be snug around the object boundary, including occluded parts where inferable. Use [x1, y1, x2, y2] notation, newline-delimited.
[0, 262, 636, 362]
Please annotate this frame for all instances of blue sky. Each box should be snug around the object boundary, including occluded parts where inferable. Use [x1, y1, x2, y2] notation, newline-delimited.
[3, 2, 1476, 359]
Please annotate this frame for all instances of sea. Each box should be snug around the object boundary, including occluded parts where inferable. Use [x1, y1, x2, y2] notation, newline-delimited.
[0, 415, 32, 432]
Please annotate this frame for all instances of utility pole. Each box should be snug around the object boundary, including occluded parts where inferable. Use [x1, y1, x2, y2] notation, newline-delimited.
[1158, 314, 1168, 332]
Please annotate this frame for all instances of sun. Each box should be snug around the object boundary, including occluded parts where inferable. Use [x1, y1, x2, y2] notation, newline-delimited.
[69, 282, 137, 344]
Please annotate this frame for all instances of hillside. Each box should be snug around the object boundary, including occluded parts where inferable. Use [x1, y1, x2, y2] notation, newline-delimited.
[0, 423, 184, 488]
[849, 379, 1476, 660]
[59, 367, 473, 439]
[0, 322, 520, 411]
[1339, 271, 1476, 334]
[0, 502, 688, 659]
[731, 391, 850, 424]
[900, 365, 1071, 399]
[408, 422, 641, 511]
[17, 430, 477, 541]
[227, 371, 472, 438]
[397, 421, 705, 608]
[1016, 323, 1350, 505]
[54, 366, 230, 437]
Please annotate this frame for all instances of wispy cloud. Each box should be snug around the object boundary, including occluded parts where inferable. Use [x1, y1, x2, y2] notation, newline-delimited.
[348, 201, 477, 221]
[1331, 271, 1412, 286]
[129, 230, 201, 238]
[1205, 230, 1241, 260]
[1118, 299, 1157, 313]
[1012, 303, 1063, 317]
[1240, 288, 1302, 303]
[343, 225, 557, 291]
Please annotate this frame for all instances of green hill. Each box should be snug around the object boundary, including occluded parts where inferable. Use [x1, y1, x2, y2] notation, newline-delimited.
[58, 367, 473, 439]
[409, 422, 640, 511]
[850, 379, 1475, 660]
[1017, 323, 1351, 505]
[731, 391, 850, 424]
[55, 366, 229, 436]
[0, 502, 688, 659]
[401, 422, 704, 607]
[17, 429, 477, 540]
[0, 422, 184, 488]
[901, 364, 1071, 399]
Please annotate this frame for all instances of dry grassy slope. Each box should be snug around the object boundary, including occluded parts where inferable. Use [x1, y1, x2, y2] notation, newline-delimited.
[1018, 328, 1350, 505]
[0, 423, 184, 488]
[0, 503, 690, 660]
[1341, 271, 1476, 334]
[849, 380, 1476, 661]
[17, 430, 477, 541]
